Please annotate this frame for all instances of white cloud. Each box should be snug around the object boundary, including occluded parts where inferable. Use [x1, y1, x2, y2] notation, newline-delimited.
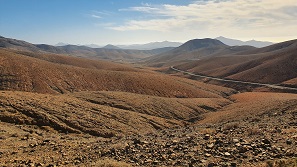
[107, 0, 297, 41]
[88, 10, 114, 19]
[90, 14, 102, 19]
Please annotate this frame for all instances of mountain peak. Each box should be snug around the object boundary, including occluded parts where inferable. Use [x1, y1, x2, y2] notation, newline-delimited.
[103, 44, 121, 49]
[55, 42, 69, 46]
[179, 38, 227, 51]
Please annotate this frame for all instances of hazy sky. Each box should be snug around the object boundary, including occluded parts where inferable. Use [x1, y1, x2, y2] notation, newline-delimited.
[1, 0, 296, 45]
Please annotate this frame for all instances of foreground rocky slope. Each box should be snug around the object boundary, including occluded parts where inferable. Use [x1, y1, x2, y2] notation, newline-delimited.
[0, 92, 296, 166]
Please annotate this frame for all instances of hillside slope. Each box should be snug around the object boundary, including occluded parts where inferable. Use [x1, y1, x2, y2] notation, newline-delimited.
[0, 91, 182, 137]
[175, 39, 297, 85]
[0, 48, 234, 97]
[70, 91, 231, 121]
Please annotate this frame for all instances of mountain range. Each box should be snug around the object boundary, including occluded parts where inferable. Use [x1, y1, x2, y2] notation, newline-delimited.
[55, 41, 182, 50]
[117, 41, 182, 50]
[55, 37, 273, 50]
[216, 36, 274, 48]
[0, 36, 174, 61]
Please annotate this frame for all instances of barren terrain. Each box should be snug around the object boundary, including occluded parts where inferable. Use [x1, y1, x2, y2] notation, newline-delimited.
[0, 37, 297, 167]
[1, 91, 296, 166]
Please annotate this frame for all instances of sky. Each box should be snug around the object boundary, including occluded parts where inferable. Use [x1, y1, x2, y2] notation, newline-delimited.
[1, 0, 297, 45]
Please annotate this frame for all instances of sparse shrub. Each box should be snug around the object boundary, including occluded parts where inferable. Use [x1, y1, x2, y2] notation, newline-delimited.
[175, 94, 187, 98]
[223, 122, 240, 131]
[198, 127, 216, 134]
[91, 159, 132, 167]
[250, 117, 261, 122]
[247, 127, 263, 136]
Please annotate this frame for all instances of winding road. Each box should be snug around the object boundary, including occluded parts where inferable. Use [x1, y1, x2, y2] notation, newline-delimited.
[170, 66, 297, 91]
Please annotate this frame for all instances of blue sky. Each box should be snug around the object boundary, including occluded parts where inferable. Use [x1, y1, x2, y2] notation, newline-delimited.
[1, 0, 297, 45]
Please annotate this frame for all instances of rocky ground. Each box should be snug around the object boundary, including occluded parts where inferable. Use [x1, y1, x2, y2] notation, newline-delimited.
[100, 117, 297, 167]
[1, 106, 296, 167]
[1, 92, 297, 167]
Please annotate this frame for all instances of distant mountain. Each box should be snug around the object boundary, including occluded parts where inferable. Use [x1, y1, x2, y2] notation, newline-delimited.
[0, 36, 173, 61]
[103, 44, 122, 49]
[176, 38, 227, 52]
[84, 44, 102, 48]
[55, 42, 69, 46]
[117, 41, 182, 50]
[216, 36, 274, 48]
[144, 38, 235, 67]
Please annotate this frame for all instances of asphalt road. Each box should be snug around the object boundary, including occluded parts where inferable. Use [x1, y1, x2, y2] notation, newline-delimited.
[170, 66, 297, 91]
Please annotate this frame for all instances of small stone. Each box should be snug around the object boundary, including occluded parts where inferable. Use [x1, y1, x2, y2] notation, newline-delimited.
[133, 138, 141, 145]
[224, 152, 231, 157]
[11, 151, 18, 155]
[172, 140, 179, 144]
[47, 164, 56, 167]
[21, 137, 28, 140]
[207, 162, 215, 167]
[230, 162, 237, 167]
[204, 134, 210, 140]
[206, 143, 214, 149]
[205, 153, 212, 157]
[238, 146, 248, 153]
[145, 159, 152, 163]
[153, 160, 159, 165]
[262, 139, 270, 145]
[286, 139, 292, 145]
[43, 139, 50, 143]
[233, 139, 239, 143]
[285, 149, 294, 156]
[36, 163, 44, 167]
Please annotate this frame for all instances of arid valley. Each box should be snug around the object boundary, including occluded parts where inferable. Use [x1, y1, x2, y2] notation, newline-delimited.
[1, 0, 297, 166]
[1, 35, 297, 167]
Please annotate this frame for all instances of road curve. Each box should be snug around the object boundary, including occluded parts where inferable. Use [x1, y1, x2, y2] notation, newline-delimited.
[170, 66, 297, 91]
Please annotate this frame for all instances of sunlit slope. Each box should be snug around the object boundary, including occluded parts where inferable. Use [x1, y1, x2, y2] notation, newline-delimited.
[0, 49, 234, 97]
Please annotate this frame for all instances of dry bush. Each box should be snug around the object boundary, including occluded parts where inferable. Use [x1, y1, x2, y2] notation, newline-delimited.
[90, 159, 131, 167]
[247, 127, 263, 136]
[223, 122, 240, 131]
[198, 127, 216, 134]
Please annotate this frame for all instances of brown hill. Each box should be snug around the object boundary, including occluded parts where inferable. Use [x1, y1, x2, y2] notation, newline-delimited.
[0, 48, 234, 97]
[143, 38, 255, 67]
[199, 92, 297, 124]
[0, 91, 182, 137]
[70, 91, 232, 121]
[175, 39, 297, 85]
[10, 49, 137, 71]
[0, 90, 232, 137]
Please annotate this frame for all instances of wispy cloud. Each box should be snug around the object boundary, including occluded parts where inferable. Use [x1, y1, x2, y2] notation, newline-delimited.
[88, 10, 114, 19]
[107, 0, 297, 40]
[90, 14, 102, 19]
